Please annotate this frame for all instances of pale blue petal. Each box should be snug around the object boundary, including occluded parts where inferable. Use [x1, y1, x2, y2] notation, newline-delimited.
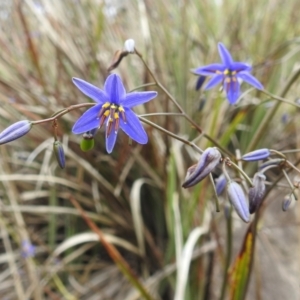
[231, 62, 252, 72]
[105, 121, 118, 153]
[193, 63, 225, 76]
[120, 108, 148, 144]
[72, 104, 101, 134]
[72, 78, 108, 103]
[218, 43, 233, 67]
[204, 74, 223, 90]
[104, 74, 126, 105]
[123, 91, 157, 108]
[238, 72, 264, 90]
[224, 77, 240, 104]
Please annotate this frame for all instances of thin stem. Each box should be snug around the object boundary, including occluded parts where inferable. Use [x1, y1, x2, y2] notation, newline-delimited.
[246, 66, 300, 153]
[32, 103, 95, 125]
[139, 116, 203, 154]
[209, 173, 220, 212]
[135, 51, 232, 157]
[140, 112, 184, 117]
[269, 149, 286, 159]
[220, 206, 232, 300]
[226, 159, 253, 187]
[130, 82, 157, 92]
[282, 169, 298, 200]
[285, 160, 300, 174]
[261, 89, 300, 109]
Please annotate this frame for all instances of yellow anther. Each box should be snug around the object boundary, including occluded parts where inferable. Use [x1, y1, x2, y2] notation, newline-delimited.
[224, 69, 229, 75]
[102, 102, 110, 108]
[226, 77, 231, 83]
[114, 112, 119, 119]
[232, 71, 237, 75]
[119, 106, 125, 112]
[232, 77, 237, 82]
[111, 104, 116, 109]
[104, 110, 110, 117]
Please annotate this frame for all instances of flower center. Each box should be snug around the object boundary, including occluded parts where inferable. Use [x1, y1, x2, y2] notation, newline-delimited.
[98, 102, 126, 137]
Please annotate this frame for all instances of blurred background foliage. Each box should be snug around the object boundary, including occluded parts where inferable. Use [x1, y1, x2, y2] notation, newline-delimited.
[0, 0, 300, 299]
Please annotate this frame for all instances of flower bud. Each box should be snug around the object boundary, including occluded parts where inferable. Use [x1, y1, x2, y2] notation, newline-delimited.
[215, 174, 227, 195]
[182, 147, 221, 188]
[249, 173, 266, 214]
[195, 75, 206, 91]
[241, 148, 270, 161]
[282, 196, 291, 211]
[124, 39, 135, 53]
[53, 141, 65, 169]
[227, 182, 250, 222]
[0, 120, 32, 145]
[259, 158, 284, 170]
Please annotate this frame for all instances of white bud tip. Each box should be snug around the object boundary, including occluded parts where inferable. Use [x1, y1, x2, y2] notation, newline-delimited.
[124, 39, 135, 53]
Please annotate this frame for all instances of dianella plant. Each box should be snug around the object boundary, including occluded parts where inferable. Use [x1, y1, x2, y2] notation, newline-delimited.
[0, 0, 300, 299]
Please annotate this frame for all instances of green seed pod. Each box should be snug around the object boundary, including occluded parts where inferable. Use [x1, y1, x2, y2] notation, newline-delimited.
[80, 138, 94, 152]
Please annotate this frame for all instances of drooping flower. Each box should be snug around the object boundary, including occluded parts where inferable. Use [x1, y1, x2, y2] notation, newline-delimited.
[72, 74, 158, 153]
[227, 181, 250, 222]
[193, 43, 263, 104]
[182, 147, 221, 188]
[248, 172, 266, 214]
[53, 140, 65, 169]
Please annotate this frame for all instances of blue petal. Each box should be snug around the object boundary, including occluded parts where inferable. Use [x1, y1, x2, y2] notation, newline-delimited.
[224, 77, 240, 104]
[231, 62, 252, 72]
[104, 74, 126, 105]
[72, 104, 101, 134]
[238, 72, 264, 90]
[106, 121, 118, 153]
[120, 108, 148, 144]
[204, 74, 223, 90]
[123, 91, 157, 108]
[218, 43, 233, 67]
[193, 63, 225, 76]
[72, 78, 108, 103]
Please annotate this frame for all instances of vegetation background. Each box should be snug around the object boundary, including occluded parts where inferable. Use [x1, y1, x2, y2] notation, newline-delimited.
[0, 0, 300, 299]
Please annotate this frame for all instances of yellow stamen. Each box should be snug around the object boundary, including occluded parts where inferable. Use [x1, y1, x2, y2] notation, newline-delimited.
[224, 69, 229, 75]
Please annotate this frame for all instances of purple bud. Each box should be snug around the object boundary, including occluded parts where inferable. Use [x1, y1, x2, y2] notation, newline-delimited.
[249, 173, 266, 214]
[195, 75, 206, 91]
[0, 120, 32, 145]
[227, 182, 250, 223]
[241, 148, 270, 161]
[53, 141, 65, 169]
[215, 174, 227, 195]
[21, 240, 36, 258]
[282, 195, 293, 211]
[182, 147, 221, 188]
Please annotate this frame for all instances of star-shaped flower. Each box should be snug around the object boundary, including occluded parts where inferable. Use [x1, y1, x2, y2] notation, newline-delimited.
[72, 74, 157, 153]
[193, 43, 263, 104]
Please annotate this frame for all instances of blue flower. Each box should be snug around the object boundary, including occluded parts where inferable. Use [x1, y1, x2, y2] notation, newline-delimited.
[193, 43, 263, 104]
[21, 240, 36, 258]
[72, 74, 157, 153]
